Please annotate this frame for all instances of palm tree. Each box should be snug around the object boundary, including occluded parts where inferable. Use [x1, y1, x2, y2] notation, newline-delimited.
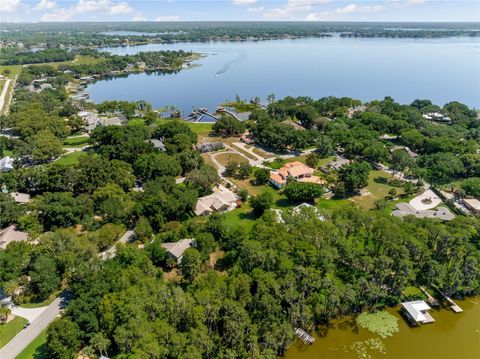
[3, 279, 19, 300]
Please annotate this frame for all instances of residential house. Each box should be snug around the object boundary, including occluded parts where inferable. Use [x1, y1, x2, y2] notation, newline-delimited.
[327, 157, 351, 171]
[390, 145, 418, 159]
[392, 203, 455, 221]
[401, 300, 435, 325]
[195, 188, 240, 216]
[197, 142, 224, 153]
[98, 115, 127, 127]
[423, 112, 452, 124]
[269, 161, 325, 189]
[78, 111, 100, 131]
[0, 157, 14, 172]
[39, 83, 53, 91]
[145, 139, 166, 152]
[0, 225, 29, 250]
[462, 198, 480, 215]
[280, 120, 306, 131]
[10, 192, 31, 204]
[161, 239, 195, 263]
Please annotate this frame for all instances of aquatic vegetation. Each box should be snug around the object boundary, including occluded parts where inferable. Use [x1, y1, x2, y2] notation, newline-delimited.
[356, 311, 399, 338]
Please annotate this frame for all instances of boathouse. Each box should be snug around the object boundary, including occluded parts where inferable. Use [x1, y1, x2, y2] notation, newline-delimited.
[401, 300, 435, 325]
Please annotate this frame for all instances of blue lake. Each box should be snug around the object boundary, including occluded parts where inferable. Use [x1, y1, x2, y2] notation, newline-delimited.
[87, 37, 480, 114]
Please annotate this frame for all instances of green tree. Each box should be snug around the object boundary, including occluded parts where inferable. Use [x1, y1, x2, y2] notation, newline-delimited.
[134, 217, 153, 243]
[179, 248, 202, 282]
[26, 130, 64, 163]
[29, 254, 60, 299]
[253, 168, 270, 185]
[283, 181, 324, 203]
[338, 161, 370, 195]
[212, 115, 245, 136]
[45, 318, 81, 359]
[0, 193, 22, 228]
[250, 189, 274, 216]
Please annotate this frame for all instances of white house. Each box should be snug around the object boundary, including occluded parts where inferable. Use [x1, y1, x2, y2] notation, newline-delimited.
[0, 157, 14, 172]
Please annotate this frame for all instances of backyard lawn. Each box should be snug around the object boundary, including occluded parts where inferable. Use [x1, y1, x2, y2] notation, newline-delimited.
[352, 170, 405, 210]
[55, 151, 87, 166]
[63, 136, 90, 147]
[0, 316, 28, 348]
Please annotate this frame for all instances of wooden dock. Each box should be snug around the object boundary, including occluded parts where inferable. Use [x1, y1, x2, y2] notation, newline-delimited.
[419, 286, 440, 307]
[295, 328, 315, 345]
[446, 297, 464, 313]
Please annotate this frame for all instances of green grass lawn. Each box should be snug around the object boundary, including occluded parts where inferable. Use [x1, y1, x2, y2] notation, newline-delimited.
[155, 119, 213, 137]
[15, 329, 47, 359]
[0, 65, 22, 79]
[222, 101, 258, 112]
[21, 290, 61, 308]
[55, 151, 87, 166]
[63, 136, 90, 146]
[352, 170, 405, 210]
[0, 316, 28, 348]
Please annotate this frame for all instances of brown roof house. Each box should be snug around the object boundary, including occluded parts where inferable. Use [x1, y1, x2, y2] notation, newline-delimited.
[10, 192, 31, 204]
[0, 225, 29, 250]
[269, 161, 325, 189]
[161, 239, 195, 263]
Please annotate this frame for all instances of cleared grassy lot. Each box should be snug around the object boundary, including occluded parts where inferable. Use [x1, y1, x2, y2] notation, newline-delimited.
[351, 170, 405, 210]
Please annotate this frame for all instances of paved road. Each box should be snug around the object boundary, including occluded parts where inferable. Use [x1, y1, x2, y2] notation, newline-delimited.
[0, 79, 12, 113]
[0, 294, 69, 359]
[98, 230, 135, 260]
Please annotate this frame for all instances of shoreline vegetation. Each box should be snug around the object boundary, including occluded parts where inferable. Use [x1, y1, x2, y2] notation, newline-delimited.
[1, 22, 479, 52]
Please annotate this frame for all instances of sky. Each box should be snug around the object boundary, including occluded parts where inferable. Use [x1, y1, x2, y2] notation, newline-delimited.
[1, 0, 479, 23]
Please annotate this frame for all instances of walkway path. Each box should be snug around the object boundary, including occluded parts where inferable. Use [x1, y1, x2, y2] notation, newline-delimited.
[0, 79, 12, 114]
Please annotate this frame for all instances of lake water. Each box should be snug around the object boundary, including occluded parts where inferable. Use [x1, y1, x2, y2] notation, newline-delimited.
[87, 37, 480, 114]
[284, 298, 480, 359]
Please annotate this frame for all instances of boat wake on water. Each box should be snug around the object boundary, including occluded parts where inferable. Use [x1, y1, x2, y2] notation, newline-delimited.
[215, 51, 247, 77]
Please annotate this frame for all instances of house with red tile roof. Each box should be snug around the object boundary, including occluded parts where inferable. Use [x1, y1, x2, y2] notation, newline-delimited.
[269, 161, 325, 189]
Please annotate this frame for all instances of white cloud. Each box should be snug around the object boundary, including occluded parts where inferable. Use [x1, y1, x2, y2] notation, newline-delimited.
[109, 2, 133, 14]
[334, 4, 383, 15]
[132, 14, 146, 21]
[155, 15, 180, 21]
[3, 0, 23, 13]
[233, 0, 257, 5]
[42, 7, 75, 21]
[35, 0, 57, 10]
[247, 6, 264, 13]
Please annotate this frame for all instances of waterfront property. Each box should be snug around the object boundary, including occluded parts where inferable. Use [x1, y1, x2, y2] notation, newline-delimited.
[269, 161, 325, 189]
[401, 300, 435, 326]
[197, 142, 224, 153]
[161, 239, 195, 263]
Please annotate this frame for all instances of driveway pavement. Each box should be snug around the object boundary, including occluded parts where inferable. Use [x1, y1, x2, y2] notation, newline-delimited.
[409, 189, 442, 210]
[0, 292, 71, 359]
[11, 306, 47, 323]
